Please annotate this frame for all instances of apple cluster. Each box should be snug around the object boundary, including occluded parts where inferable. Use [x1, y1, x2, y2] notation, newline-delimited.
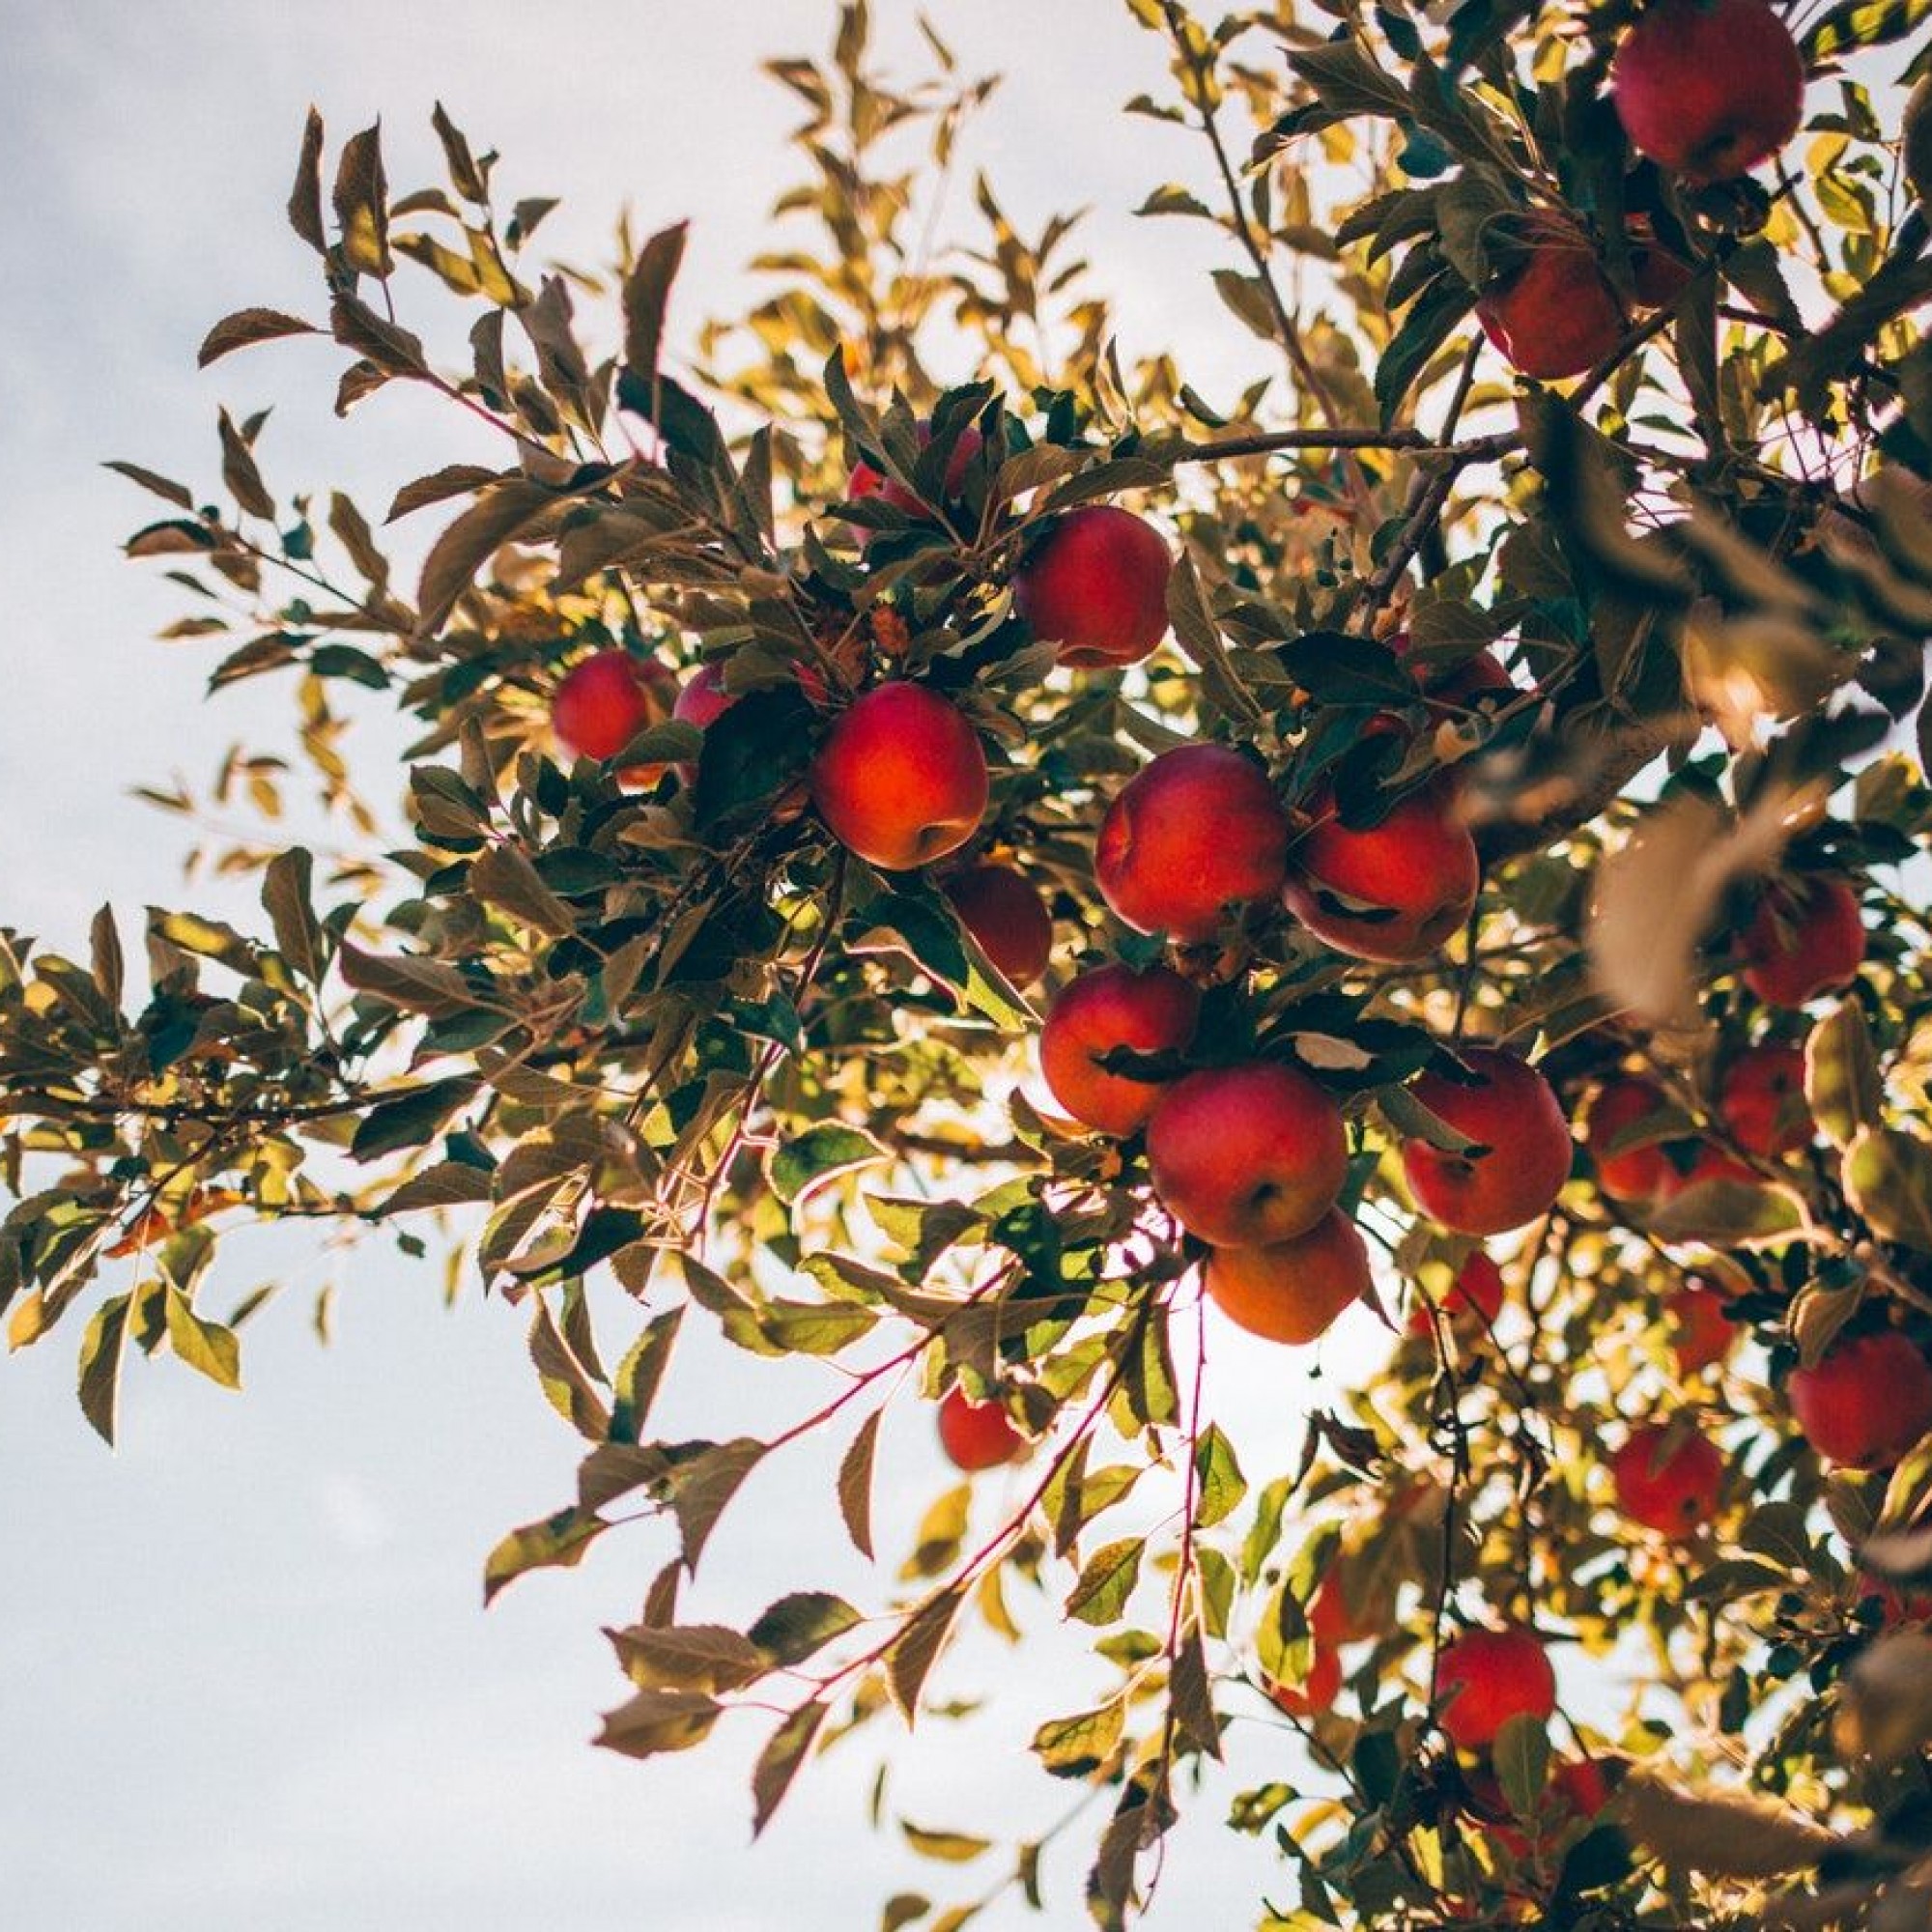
[1476, 0, 1807, 382]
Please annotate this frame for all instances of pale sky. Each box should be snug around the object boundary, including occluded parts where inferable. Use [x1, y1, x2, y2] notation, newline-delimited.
[0, 6, 1397, 1927]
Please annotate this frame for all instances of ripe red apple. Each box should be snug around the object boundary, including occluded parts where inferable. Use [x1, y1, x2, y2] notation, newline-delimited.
[1667, 1278, 1737, 1378]
[943, 863, 1054, 988]
[552, 647, 668, 761]
[1788, 1329, 1932, 1469]
[1037, 963, 1201, 1137]
[672, 660, 734, 732]
[1392, 631, 1514, 709]
[1610, 1421, 1724, 1538]
[1737, 875, 1865, 1007]
[1470, 1755, 1610, 1860]
[1095, 744, 1290, 943]
[1267, 1642, 1343, 1719]
[1581, 1075, 1674, 1204]
[1436, 1626, 1556, 1750]
[1612, 0, 1805, 184]
[1406, 1249, 1506, 1338]
[1148, 1062, 1350, 1247]
[1282, 781, 1480, 963]
[937, 1384, 1024, 1471]
[1476, 224, 1627, 382]
[1204, 1209, 1371, 1345]
[1013, 505, 1173, 668]
[846, 422, 984, 543]
[1403, 1049, 1574, 1236]
[810, 681, 989, 871]
[1309, 1572, 1377, 1648]
[1719, 1042, 1810, 1156]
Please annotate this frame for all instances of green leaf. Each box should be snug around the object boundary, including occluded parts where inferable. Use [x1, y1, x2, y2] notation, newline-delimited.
[669, 1436, 765, 1573]
[748, 1590, 862, 1666]
[611, 1308, 682, 1444]
[767, 1122, 890, 1208]
[1192, 1424, 1246, 1529]
[1032, 1700, 1126, 1778]
[1845, 1127, 1932, 1251]
[77, 1291, 131, 1446]
[163, 1287, 241, 1390]
[482, 1507, 606, 1605]
[901, 1822, 993, 1862]
[1806, 999, 1882, 1150]
[838, 1408, 881, 1559]
[1065, 1537, 1145, 1626]
[622, 221, 690, 385]
[331, 122, 392, 276]
[528, 1297, 611, 1441]
[1494, 1712, 1550, 1818]
[592, 1687, 721, 1759]
[1375, 272, 1473, 427]
[351, 1076, 478, 1162]
[752, 1700, 828, 1837]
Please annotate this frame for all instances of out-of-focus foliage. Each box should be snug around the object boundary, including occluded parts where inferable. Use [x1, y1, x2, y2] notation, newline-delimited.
[11, 0, 1932, 1925]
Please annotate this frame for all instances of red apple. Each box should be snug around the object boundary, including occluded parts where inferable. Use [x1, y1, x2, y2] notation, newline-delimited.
[1581, 1075, 1674, 1204]
[1610, 1421, 1724, 1538]
[1788, 1329, 1932, 1469]
[1204, 1209, 1371, 1345]
[672, 660, 734, 732]
[1612, 0, 1805, 184]
[846, 422, 984, 543]
[1632, 243, 1695, 309]
[1148, 1062, 1350, 1247]
[1309, 1572, 1378, 1647]
[937, 1384, 1024, 1471]
[552, 647, 668, 761]
[1392, 631, 1515, 709]
[1096, 744, 1290, 943]
[1719, 1042, 1810, 1156]
[1436, 1626, 1556, 1749]
[1667, 1278, 1737, 1378]
[1013, 505, 1173, 668]
[1282, 781, 1480, 963]
[1469, 1755, 1610, 1860]
[1406, 1249, 1507, 1338]
[1476, 224, 1627, 382]
[1737, 875, 1865, 1008]
[810, 681, 989, 871]
[1267, 1642, 1343, 1719]
[944, 863, 1054, 988]
[1403, 1049, 1575, 1236]
[1038, 963, 1201, 1137]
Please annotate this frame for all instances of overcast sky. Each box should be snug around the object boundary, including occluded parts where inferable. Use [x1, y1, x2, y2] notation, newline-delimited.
[0, 6, 1410, 1928]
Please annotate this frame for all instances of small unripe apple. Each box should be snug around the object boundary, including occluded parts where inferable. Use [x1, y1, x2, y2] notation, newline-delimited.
[810, 681, 989, 871]
[1038, 962, 1201, 1137]
[1737, 875, 1864, 1007]
[552, 647, 667, 761]
[1096, 744, 1290, 943]
[1204, 1209, 1371, 1345]
[1610, 1421, 1724, 1538]
[937, 1384, 1024, 1471]
[1406, 1249, 1506, 1338]
[1436, 1626, 1556, 1749]
[1667, 1278, 1737, 1378]
[1403, 1049, 1574, 1236]
[1719, 1041, 1810, 1156]
[846, 423, 984, 545]
[1788, 1329, 1932, 1469]
[1612, 0, 1805, 184]
[1013, 505, 1172, 668]
[943, 863, 1054, 988]
[1148, 1062, 1350, 1247]
[1581, 1075, 1674, 1204]
[1282, 781, 1480, 963]
[1476, 225, 1627, 382]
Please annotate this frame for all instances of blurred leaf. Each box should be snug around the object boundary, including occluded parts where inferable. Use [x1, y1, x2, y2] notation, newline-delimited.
[1807, 999, 1883, 1150]
[482, 1507, 605, 1605]
[1845, 1127, 1932, 1251]
[198, 308, 318, 369]
[752, 1700, 828, 1837]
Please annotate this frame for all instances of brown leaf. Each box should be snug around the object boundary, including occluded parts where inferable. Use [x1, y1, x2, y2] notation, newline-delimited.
[1835, 1631, 1932, 1765]
[288, 107, 326, 252]
[751, 1701, 828, 1837]
[592, 1687, 720, 1760]
[197, 308, 318, 369]
[838, 1407, 881, 1560]
[413, 480, 559, 639]
[331, 122, 392, 276]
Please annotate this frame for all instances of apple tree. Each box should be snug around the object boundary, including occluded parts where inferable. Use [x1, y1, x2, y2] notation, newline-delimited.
[9, 0, 1932, 1924]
